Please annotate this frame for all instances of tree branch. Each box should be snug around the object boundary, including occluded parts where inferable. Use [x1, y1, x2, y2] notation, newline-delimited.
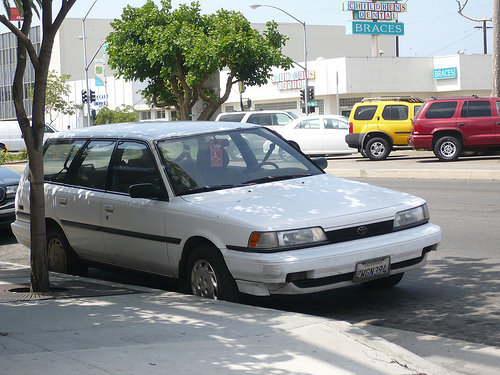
[456, 0, 492, 22]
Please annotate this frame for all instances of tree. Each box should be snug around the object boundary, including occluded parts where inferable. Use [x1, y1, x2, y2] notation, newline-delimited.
[106, 0, 293, 121]
[0, 0, 77, 292]
[94, 105, 139, 125]
[457, 0, 500, 96]
[29, 70, 82, 125]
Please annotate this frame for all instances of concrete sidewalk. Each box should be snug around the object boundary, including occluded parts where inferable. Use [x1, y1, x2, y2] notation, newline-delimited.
[0, 261, 457, 375]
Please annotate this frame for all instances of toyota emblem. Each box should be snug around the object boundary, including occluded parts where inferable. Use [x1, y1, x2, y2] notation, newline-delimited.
[357, 226, 368, 236]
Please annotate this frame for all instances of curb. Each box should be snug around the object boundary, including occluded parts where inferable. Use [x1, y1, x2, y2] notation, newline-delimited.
[326, 168, 500, 180]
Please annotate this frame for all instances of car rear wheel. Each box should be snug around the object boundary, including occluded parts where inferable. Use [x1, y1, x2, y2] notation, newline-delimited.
[361, 273, 404, 289]
[47, 227, 87, 276]
[187, 245, 240, 302]
[434, 136, 462, 161]
[365, 138, 390, 160]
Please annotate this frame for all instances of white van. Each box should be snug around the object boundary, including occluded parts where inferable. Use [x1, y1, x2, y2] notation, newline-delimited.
[0, 121, 57, 151]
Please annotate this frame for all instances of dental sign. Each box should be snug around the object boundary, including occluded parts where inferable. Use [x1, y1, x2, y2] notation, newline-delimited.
[343, 1, 405, 36]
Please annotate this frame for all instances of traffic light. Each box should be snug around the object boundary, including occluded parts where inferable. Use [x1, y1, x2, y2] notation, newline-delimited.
[81, 90, 87, 103]
[90, 90, 96, 103]
[308, 86, 315, 101]
[299, 89, 305, 103]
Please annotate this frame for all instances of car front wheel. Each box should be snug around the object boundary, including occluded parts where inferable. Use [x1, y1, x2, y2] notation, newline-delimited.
[434, 136, 462, 161]
[365, 138, 391, 160]
[47, 227, 87, 276]
[187, 245, 240, 302]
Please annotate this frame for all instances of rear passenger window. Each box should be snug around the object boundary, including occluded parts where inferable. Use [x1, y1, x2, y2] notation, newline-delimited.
[382, 105, 409, 121]
[461, 101, 491, 117]
[218, 114, 245, 122]
[424, 102, 457, 119]
[247, 114, 268, 125]
[67, 140, 115, 189]
[109, 142, 160, 194]
[295, 119, 320, 129]
[273, 113, 292, 126]
[43, 140, 86, 183]
[353, 105, 377, 120]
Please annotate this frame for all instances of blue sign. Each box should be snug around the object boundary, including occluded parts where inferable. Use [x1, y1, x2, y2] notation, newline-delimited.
[346, 21, 404, 36]
[434, 67, 457, 80]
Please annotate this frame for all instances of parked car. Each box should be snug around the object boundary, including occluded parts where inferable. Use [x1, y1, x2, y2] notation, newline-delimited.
[272, 115, 354, 159]
[0, 166, 21, 230]
[0, 121, 58, 151]
[345, 97, 424, 160]
[215, 110, 297, 127]
[13, 122, 441, 301]
[408, 96, 500, 161]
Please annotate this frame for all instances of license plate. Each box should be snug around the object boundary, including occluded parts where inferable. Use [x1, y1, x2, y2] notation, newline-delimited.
[353, 257, 390, 283]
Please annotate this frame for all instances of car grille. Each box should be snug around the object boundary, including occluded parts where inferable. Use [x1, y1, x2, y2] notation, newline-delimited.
[0, 187, 5, 202]
[325, 220, 394, 244]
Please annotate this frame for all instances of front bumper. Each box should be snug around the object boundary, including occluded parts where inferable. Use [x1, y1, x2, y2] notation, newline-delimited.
[225, 222, 441, 296]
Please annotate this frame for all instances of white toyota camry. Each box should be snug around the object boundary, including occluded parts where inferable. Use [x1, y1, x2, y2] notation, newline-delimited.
[12, 121, 441, 301]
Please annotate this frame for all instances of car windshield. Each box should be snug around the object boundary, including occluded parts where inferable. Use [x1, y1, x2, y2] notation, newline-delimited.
[157, 127, 323, 195]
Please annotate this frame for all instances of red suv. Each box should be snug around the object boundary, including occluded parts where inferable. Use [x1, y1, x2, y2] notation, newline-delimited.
[409, 96, 500, 161]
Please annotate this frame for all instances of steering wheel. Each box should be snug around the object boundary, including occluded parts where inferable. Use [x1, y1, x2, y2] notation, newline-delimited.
[251, 161, 280, 172]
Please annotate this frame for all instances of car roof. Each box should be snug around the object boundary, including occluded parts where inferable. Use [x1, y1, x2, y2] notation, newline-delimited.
[425, 96, 498, 101]
[47, 121, 258, 142]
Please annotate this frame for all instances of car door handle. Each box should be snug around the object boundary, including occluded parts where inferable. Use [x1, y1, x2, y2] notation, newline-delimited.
[104, 205, 114, 212]
[458, 123, 466, 126]
[57, 197, 67, 205]
[497, 122, 500, 125]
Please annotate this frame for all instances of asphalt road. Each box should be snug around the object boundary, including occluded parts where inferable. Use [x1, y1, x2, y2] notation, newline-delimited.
[248, 178, 500, 348]
[2, 153, 500, 350]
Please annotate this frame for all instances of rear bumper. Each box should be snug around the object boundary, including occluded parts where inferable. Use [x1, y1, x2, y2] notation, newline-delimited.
[408, 134, 433, 149]
[345, 133, 363, 149]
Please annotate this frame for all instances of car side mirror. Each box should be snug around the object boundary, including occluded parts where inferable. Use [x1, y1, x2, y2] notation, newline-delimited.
[129, 183, 168, 200]
[311, 157, 328, 170]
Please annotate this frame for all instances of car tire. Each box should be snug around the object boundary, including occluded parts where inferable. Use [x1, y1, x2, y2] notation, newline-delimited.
[433, 136, 462, 161]
[278, 148, 294, 162]
[47, 227, 87, 276]
[361, 273, 404, 289]
[228, 144, 243, 161]
[365, 138, 391, 160]
[187, 245, 240, 302]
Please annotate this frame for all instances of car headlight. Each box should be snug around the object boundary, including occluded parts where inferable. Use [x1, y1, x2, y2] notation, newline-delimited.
[394, 204, 429, 230]
[5, 184, 18, 199]
[249, 227, 327, 250]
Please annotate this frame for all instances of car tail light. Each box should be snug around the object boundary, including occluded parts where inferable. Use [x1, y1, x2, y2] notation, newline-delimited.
[348, 122, 353, 133]
[412, 122, 420, 134]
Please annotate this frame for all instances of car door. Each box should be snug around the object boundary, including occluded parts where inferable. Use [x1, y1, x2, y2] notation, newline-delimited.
[289, 117, 322, 154]
[321, 117, 351, 153]
[51, 139, 114, 263]
[380, 104, 411, 145]
[459, 100, 497, 146]
[102, 140, 172, 276]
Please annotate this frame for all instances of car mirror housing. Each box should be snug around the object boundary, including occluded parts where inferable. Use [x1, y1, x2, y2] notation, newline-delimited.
[311, 157, 328, 170]
[129, 183, 168, 200]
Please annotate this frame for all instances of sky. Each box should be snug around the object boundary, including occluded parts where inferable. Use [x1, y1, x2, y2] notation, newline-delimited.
[1, 0, 495, 57]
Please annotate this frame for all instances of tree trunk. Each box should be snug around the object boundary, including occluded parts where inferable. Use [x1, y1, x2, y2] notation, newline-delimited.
[493, 0, 500, 96]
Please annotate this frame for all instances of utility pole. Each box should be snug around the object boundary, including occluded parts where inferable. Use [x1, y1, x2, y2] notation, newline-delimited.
[474, 20, 492, 54]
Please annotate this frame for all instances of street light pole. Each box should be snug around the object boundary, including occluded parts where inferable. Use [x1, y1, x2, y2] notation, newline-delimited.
[250, 4, 309, 115]
[82, 0, 98, 127]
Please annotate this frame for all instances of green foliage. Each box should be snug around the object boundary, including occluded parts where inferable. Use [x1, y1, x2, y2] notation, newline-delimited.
[106, 0, 292, 120]
[93, 105, 139, 125]
[0, 148, 27, 165]
[28, 70, 82, 125]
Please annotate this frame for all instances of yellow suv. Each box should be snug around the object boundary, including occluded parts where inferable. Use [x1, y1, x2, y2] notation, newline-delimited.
[345, 97, 423, 160]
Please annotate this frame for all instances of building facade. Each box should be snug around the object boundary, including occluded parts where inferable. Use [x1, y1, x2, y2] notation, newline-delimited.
[0, 19, 494, 130]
